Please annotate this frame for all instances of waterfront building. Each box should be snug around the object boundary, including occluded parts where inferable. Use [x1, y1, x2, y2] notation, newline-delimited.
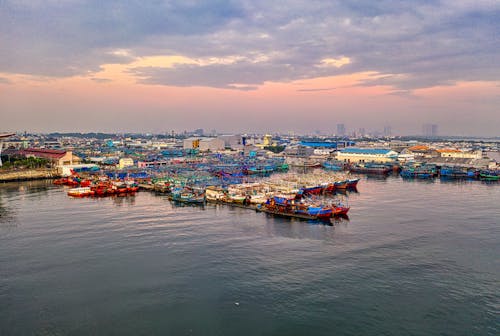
[184, 137, 225, 152]
[0, 133, 16, 166]
[436, 149, 482, 159]
[217, 135, 244, 150]
[0, 139, 30, 150]
[15, 148, 82, 166]
[183, 138, 201, 150]
[422, 156, 496, 170]
[43, 138, 61, 149]
[405, 145, 439, 159]
[199, 138, 225, 152]
[118, 158, 135, 169]
[337, 148, 398, 163]
[150, 141, 177, 150]
[59, 164, 99, 177]
[254, 134, 275, 149]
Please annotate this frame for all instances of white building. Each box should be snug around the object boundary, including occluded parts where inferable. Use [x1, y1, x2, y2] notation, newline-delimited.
[337, 148, 399, 163]
[118, 158, 134, 169]
[217, 135, 244, 150]
[437, 149, 482, 159]
[199, 138, 225, 152]
[183, 137, 225, 152]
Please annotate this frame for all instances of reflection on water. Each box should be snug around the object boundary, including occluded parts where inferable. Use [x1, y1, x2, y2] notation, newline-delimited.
[0, 178, 498, 335]
[0, 179, 53, 194]
[169, 200, 206, 209]
[111, 194, 137, 206]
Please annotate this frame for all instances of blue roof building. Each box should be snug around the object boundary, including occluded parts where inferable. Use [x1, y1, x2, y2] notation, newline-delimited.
[300, 140, 356, 148]
[337, 147, 398, 163]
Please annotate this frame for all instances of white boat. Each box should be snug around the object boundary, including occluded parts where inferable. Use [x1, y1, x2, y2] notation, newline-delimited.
[67, 187, 93, 197]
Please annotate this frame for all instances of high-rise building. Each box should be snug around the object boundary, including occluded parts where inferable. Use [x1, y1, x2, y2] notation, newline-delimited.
[337, 124, 346, 137]
[422, 124, 438, 137]
[383, 125, 392, 137]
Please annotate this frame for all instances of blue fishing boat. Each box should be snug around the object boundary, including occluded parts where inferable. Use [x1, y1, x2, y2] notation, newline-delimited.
[322, 161, 344, 171]
[439, 166, 469, 179]
[400, 164, 437, 179]
[349, 163, 391, 175]
[169, 187, 206, 204]
[258, 196, 340, 221]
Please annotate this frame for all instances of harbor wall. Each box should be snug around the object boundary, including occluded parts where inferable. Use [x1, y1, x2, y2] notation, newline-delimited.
[0, 168, 61, 182]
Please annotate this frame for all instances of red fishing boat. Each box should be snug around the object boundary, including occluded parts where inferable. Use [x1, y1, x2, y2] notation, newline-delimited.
[346, 178, 360, 188]
[67, 187, 95, 197]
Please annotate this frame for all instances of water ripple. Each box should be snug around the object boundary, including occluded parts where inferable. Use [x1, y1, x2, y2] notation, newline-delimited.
[0, 178, 498, 335]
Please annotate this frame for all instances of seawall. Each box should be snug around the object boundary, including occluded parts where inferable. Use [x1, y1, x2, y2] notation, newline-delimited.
[0, 168, 61, 182]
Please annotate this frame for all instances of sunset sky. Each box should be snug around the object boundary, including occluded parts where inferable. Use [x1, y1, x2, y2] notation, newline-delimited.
[1, 0, 499, 136]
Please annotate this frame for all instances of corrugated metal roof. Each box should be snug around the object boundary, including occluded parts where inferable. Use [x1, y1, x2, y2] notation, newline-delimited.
[408, 145, 430, 151]
[20, 148, 67, 159]
[300, 141, 338, 148]
[436, 148, 462, 153]
[339, 148, 393, 155]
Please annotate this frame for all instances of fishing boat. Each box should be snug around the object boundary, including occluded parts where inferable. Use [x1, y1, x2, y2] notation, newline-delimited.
[298, 185, 324, 196]
[67, 187, 94, 197]
[332, 202, 350, 216]
[322, 161, 344, 171]
[125, 180, 140, 192]
[400, 164, 437, 179]
[290, 160, 322, 168]
[479, 172, 499, 181]
[153, 181, 171, 193]
[205, 186, 227, 202]
[294, 204, 333, 220]
[333, 180, 348, 189]
[349, 163, 391, 175]
[114, 182, 129, 194]
[53, 177, 79, 186]
[439, 166, 469, 179]
[90, 181, 118, 196]
[246, 165, 274, 175]
[276, 163, 289, 172]
[258, 196, 334, 221]
[346, 178, 360, 188]
[169, 187, 206, 204]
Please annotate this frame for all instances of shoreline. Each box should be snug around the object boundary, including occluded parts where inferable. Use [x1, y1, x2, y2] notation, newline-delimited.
[0, 168, 61, 182]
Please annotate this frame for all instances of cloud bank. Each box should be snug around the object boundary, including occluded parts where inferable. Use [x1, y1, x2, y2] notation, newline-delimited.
[1, 0, 499, 91]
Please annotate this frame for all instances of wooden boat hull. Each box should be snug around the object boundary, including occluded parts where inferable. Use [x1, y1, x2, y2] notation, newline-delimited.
[346, 178, 360, 188]
[257, 206, 331, 222]
[479, 174, 499, 181]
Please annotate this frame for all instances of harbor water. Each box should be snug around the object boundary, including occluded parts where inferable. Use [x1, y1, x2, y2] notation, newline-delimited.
[0, 177, 498, 335]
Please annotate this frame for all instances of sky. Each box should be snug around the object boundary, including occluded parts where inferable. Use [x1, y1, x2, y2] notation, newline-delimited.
[1, 0, 499, 136]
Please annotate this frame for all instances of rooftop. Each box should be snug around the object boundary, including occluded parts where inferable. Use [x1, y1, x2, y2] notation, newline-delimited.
[339, 148, 394, 155]
[436, 148, 462, 153]
[408, 145, 430, 151]
[21, 148, 67, 159]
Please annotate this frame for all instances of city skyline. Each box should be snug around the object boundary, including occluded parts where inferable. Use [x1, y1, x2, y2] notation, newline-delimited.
[1, 1, 499, 136]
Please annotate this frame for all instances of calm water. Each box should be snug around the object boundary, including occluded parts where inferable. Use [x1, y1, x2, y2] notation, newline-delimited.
[0, 176, 498, 335]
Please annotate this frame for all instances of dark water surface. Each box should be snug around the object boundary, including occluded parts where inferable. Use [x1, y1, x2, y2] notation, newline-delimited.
[0, 177, 498, 335]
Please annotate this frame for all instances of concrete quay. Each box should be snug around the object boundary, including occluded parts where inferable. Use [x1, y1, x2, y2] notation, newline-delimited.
[0, 169, 61, 182]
